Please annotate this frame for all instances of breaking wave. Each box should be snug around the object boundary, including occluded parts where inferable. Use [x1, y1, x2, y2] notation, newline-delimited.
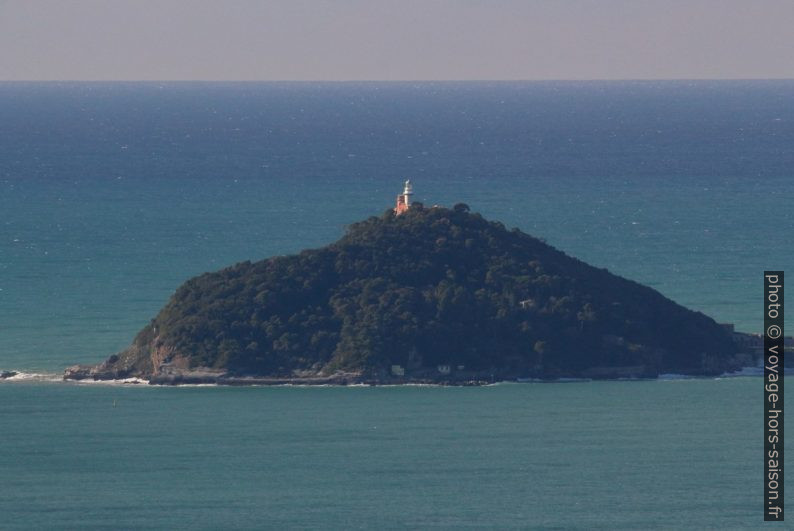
[0, 371, 62, 383]
[0, 371, 149, 385]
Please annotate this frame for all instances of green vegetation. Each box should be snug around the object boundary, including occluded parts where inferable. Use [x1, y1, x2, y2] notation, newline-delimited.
[102, 205, 738, 380]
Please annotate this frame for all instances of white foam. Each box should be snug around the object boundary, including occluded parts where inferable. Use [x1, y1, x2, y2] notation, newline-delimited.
[69, 377, 150, 386]
[719, 366, 764, 377]
[1, 371, 62, 383]
[657, 373, 697, 380]
[0, 371, 151, 385]
[164, 383, 217, 387]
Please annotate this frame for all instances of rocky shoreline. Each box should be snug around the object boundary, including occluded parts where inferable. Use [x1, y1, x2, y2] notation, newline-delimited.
[61, 361, 717, 386]
[63, 364, 503, 386]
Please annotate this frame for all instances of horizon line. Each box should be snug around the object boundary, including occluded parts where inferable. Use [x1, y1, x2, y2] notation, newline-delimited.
[2, 77, 794, 83]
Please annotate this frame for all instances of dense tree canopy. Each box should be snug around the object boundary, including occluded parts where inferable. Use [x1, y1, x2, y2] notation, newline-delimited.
[110, 205, 737, 380]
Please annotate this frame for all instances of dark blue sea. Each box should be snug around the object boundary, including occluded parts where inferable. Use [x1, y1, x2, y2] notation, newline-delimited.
[1, 81, 792, 528]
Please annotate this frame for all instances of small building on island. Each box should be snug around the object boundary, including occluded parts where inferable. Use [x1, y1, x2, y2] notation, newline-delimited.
[394, 180, 414, 215]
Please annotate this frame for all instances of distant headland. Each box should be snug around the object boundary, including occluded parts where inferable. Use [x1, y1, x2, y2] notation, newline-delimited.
[65, 181, 748, 385]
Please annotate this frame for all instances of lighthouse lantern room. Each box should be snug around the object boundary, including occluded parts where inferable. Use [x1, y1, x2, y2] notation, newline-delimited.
[394, 180, 413, 215]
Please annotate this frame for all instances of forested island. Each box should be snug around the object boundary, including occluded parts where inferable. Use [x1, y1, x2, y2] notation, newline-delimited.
[65, 204, 740, 385]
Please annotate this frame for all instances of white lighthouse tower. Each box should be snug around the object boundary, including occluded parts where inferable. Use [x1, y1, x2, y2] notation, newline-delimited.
[394, 180, 413, 215]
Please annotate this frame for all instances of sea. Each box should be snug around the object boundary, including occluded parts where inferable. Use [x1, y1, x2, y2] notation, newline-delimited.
[1, 81, 792, 529]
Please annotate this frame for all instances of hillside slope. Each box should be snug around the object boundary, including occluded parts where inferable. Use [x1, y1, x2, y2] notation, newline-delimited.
[65, 205, 738, 383]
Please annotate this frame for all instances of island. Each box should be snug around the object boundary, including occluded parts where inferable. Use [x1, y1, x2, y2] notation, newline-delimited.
[64, 199, 741, 385]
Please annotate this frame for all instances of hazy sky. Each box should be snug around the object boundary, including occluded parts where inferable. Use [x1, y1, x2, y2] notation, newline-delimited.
[1, 0, 793, 81]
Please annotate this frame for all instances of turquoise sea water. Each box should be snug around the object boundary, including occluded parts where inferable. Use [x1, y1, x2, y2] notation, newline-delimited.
[1, 81, 793, 528]
[1, 378, 786, 529]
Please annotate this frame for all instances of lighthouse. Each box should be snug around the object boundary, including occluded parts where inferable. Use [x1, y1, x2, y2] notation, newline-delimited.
[394, 180, 413, 215]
